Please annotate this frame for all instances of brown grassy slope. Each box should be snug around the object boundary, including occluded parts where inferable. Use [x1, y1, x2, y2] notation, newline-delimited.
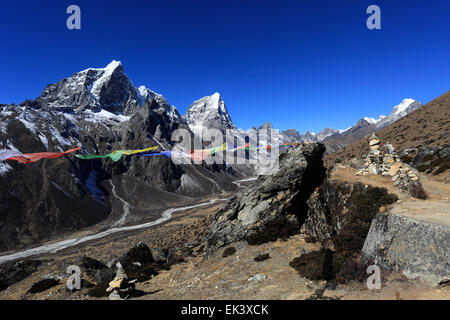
[325, 91, 450, 167]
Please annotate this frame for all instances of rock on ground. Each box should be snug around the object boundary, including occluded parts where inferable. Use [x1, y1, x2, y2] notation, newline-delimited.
[361, 211, 450, 285]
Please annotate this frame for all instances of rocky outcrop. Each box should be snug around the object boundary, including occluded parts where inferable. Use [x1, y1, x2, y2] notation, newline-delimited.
[302, 181, 358, 247]
[361, 212, 450, 285]
[0, 260, 41, 292]
[302, 179, 400, 247]
[204, 142, 326, 257]
[296, 181, 399, 283]
[398, 146, 450, 175]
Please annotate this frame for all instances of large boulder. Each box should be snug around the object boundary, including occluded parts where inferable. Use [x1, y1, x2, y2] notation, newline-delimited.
[119, 242, 155, 269]
[118, 243, 158, 282]
[361, 211, 450, 285]
[204, 142, 327, 257]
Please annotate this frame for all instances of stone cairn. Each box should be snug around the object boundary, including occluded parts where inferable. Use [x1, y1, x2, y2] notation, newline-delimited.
[356, 134, 421, 192]
[106, 262, 137, 300]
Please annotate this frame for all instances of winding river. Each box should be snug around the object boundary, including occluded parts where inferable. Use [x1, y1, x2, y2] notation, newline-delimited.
[0, 198, 225, 264]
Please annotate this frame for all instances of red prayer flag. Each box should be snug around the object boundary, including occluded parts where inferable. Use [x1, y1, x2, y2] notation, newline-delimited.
[7, 146, 81, 164]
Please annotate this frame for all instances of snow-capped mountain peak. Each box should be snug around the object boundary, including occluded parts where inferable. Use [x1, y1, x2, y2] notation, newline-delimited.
[136, 85, 149, 106]
[105, 59, 122, 69]
[363, 116, 376, 124]
[277, 98, 421, 146]
[392, 98, 419, 115]
[33, 60, 135, 114]
[133, 85, 184, 123]
[209, 92, 229, 116]
[363, 115, 385, 125]
[334, 98, 420, 134]
[27, 60, 185, 124]
[375, 98, 422, 128]
[81, 59, 122, 73]
[89, 60, 125, 101]
[185, 92, 235, 135]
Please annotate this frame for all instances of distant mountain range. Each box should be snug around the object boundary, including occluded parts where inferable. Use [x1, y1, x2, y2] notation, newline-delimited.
[182, 93, 423, 154]
[275, 98, 423, 153]
[325, 91, 450, 169]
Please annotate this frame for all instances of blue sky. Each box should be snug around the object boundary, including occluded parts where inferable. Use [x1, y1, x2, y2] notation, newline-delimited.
[0, 0, 449, 132]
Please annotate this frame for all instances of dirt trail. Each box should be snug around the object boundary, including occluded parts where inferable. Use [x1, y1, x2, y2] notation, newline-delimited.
[389, 200, 450, 227]
[330, 167, 450, 227]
